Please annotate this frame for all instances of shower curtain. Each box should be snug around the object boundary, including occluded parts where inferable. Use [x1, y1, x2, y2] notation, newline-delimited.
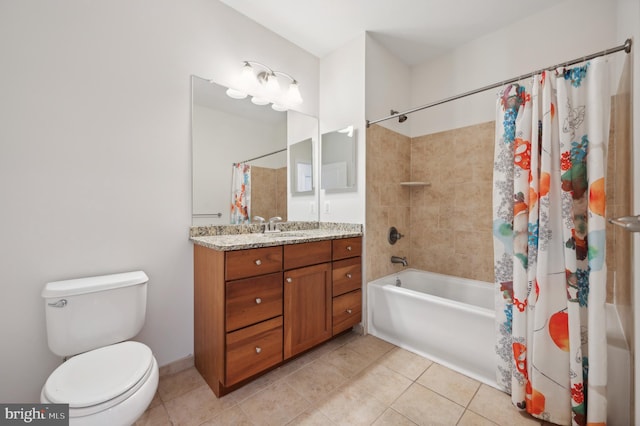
[230, 162, 251, 224]
[493, 58, 610, 425]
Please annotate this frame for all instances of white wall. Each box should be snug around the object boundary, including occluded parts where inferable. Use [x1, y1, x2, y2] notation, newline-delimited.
[364, 34, 412, 137]
[408, 0, 621, 138]
[0, 0, 318, 402]
[319, 35, 366, 224]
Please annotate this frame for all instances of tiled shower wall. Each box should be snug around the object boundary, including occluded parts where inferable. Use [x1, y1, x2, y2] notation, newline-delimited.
[252, 166, 288, 222]
[366, 95, 631, 309]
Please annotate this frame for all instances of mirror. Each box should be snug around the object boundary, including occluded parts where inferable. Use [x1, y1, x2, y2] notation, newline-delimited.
[321, 126, 357, 192]
[191, 76, 319, 225]
[289, 138, 313, 195]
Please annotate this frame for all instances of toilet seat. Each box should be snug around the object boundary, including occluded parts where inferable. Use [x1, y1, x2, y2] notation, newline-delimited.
[43, 341, 154, 416]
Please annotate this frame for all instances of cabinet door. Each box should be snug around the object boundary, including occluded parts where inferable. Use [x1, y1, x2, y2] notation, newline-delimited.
[283, 262, 332, 359]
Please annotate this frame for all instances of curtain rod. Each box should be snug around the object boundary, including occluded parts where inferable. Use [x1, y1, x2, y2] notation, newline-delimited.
[367, 38, 632, 128]
[238, 147, 287, 164]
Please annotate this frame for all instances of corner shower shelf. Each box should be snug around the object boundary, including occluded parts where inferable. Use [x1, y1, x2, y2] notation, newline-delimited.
[400, 181, 431, 187]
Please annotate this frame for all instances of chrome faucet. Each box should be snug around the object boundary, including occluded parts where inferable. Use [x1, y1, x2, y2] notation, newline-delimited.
[267, 216, 283, 232]
[391, 256, 408, 267]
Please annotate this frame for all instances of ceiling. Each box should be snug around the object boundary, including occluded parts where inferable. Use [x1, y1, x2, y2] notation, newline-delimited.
[220, 0, 561, 65]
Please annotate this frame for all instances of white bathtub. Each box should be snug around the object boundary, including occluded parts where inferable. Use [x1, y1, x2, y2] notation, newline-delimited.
[368, 269, 497, 386]
[367, 269, 630, 425]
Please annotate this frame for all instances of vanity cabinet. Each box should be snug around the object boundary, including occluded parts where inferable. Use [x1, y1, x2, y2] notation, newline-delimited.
[283, 241, 332, 359]
[193, 235, 362, 397]
[194, 244, 284, 396]
[331, 237, 362, 335]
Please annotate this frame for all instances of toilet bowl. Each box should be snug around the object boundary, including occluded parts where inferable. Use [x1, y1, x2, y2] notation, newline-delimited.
[41, 271, 159, 425]
[41, 342, 158, 425]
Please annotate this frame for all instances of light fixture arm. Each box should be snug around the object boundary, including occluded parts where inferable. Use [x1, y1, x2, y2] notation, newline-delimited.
[244, 61, 297, 83]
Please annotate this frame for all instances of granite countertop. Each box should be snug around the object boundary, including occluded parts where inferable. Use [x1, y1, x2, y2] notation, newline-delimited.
[189, 222, 362, 251]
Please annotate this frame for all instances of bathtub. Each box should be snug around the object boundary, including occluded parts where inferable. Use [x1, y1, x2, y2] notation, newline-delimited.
[367, 269, 630, 425]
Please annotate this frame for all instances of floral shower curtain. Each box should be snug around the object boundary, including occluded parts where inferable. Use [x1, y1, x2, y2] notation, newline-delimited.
[493, 58, 610, 425]
[230, 162, 251, 224]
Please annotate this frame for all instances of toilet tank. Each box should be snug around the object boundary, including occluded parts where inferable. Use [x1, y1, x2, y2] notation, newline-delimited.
[42, 271, 149, 357]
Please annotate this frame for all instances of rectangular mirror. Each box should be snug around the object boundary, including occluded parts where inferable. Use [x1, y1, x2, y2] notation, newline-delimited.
[289, 138, 313, 195]
[321, 126, 357, 192]
[191, 76, 319, 225]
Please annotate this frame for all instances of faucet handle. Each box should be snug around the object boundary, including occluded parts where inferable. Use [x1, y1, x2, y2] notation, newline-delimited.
[268, 216, 283, 223]
[253, 216, 265, 224]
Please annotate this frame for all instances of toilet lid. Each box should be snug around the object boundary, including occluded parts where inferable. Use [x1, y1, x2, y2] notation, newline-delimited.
[44, 341, 153, 408]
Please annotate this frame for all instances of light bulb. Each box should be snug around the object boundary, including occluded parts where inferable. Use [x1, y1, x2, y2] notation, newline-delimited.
[286, 81, 303, 105]
[239, 62, 258, 92]
[264, 73, 280, 96]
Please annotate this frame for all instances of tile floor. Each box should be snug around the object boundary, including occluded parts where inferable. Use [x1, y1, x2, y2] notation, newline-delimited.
[136, 332, 549, 426]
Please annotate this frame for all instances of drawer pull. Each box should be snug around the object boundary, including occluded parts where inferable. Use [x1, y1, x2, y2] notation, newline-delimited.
[346, 309, 352, 314]
[346, 273, 352, 279]
[255, 347, 262, 354]
[255, 259, 262, 266]
[346, 246, 352, 251]
[255, 297, 262, 304]
[286, 277, 292, 283]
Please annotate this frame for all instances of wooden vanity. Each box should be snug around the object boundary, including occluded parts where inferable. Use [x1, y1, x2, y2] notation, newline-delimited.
[192, 229, 362, 397]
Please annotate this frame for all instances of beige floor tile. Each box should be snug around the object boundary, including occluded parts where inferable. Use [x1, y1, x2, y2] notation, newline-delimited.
[285, 358, 347, 404]
[380, 347, 433, 380]
[467, 385, 541, 426]
[147, 391, 162, 409]
[457, 410, 499, 426]
[392, 383, 465, 426]
[321, 346, 374, 378]
[201, 406, 253, 426]
[372, 408, 417, 425]
[417, 363, 481, 407]
[164, 384, 236, 426]
[157, 366, 207, 402]
[350, 363, 413, 405]
[345, 334, 395, 361]
[287, 408, 335, 425]
[316, 382, 387, 426]
[134, 403, 171, 426]
[240, 380, 310, 426]
[305, 331, 358, 360]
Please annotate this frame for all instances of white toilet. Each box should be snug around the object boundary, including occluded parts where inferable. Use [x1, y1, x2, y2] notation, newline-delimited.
[41, 271, 159, 426]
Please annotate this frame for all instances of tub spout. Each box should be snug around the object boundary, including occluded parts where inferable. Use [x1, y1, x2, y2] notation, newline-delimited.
[391, 256, 408, 267]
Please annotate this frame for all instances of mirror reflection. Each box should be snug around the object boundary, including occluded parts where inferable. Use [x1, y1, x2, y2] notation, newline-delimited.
[321, 126, 357, 192]
[290, 138, 313, 195]
[191, 76, 319, 225]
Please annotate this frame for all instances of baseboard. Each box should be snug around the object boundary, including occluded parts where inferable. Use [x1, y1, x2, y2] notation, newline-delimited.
[159, 354, 194, 377]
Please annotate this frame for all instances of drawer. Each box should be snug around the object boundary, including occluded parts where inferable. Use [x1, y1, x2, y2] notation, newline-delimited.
[332, 290, 362, 335]
[332, 237, 362, 260]
[283, 240, 331, 270]
[225, 246, 282, 281]
[332, 257, 362, 297]
[226, 272, 283, 332]
[226, 316, 283, 386]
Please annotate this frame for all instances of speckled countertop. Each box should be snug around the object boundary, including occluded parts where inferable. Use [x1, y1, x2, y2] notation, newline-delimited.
[189, 222, 362, 251]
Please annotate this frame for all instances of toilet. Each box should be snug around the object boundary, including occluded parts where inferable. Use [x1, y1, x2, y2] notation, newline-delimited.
[41, 271, 159, 426]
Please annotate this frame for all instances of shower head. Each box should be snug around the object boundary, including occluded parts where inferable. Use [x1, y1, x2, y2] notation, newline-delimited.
[390, 110, 408, 123]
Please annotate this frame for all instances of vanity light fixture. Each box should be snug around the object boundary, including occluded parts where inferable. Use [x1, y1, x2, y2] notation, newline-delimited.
[225, 61, 303, 111]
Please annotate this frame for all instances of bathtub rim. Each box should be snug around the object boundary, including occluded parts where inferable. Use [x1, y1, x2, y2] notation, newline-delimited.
[368, 268, 495, 318]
